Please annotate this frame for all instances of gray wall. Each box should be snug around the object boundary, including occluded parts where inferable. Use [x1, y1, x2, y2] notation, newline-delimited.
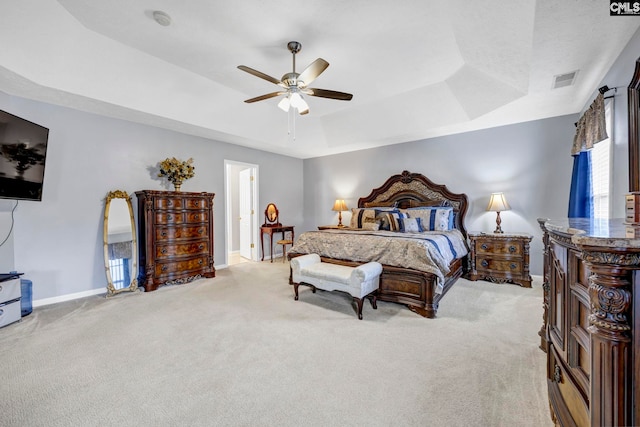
[301, 26, 640, 277]
[3, 25, 639, 300]
[0, 92, 303, 301]
[303, 115, 578, 276]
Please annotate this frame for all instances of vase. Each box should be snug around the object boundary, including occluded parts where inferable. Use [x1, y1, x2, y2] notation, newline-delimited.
[173, 182, 182, 192]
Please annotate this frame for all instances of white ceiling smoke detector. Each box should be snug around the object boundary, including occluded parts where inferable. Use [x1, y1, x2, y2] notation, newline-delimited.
[152, 11, 171, 26]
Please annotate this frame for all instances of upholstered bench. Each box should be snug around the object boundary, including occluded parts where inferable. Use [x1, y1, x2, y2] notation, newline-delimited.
[290, 254, 382, 320]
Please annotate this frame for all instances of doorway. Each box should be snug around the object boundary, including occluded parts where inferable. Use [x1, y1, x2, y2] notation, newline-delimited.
[224, 161, 259, 266]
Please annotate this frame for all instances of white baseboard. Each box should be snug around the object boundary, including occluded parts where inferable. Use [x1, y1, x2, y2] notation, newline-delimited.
[33, 287, 105, 308]
[33, 262, 229, 307]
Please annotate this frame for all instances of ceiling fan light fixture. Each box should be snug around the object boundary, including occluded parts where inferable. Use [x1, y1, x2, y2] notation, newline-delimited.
[238, 41, 353, 119]
[290, 92, 303, 109]
[278, 96, 291, 112]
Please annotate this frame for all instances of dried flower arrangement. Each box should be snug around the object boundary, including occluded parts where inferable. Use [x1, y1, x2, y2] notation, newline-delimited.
[157, 157, 195, 191]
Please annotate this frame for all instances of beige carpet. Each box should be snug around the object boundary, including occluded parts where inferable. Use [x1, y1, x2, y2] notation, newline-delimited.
[0, 261, 552, 427]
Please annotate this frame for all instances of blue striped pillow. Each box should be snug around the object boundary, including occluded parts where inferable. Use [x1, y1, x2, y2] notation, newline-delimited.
[406, 207, 454, 231]
[386, 211, 409, 231]
[398, 217, 424, 233]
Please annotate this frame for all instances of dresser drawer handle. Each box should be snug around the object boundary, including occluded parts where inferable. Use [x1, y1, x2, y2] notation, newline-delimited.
[161, 266, 168, 272]
[199, 244, 204, 250]
[161, 231, 167, 237]
[167, 214, 173, 221]
[553, 364, 562, 383]
[480, 244, 488, 250]
[509, 246, 516, 253]
[510, 263, 517, 269]
[198, 228, 204, 234]
[198, 259, 203, 265]
[161, 248, 167, 254]
[481, 260, 489, 268]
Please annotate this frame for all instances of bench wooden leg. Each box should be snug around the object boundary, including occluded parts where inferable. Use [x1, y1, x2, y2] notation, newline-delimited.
[369, 294, 377, 310]
[354, 297, 364, 320]
[293, 282, 317, 301]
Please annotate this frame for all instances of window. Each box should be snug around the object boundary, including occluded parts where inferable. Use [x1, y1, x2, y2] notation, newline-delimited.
[591, 98, 613, 219]
[108, 258, 130, 288]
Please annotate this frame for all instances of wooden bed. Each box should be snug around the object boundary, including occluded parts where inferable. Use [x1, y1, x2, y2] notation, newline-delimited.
[290, 170, 469, 318]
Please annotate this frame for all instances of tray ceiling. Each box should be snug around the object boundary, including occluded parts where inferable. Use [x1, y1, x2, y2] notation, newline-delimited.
[0, 1, 638, 158]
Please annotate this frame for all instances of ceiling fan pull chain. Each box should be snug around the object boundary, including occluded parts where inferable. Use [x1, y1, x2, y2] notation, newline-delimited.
[293, 111, 296, 141]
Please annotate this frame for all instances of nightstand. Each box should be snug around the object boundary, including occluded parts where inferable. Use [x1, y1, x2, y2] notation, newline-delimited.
[466, 232, 532, 288]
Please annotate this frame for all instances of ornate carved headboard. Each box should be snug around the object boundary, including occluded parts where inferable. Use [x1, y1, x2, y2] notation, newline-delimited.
[357, 170, 469, 238]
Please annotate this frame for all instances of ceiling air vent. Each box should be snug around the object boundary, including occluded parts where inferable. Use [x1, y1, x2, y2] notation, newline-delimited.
[552, 71, 578, 89]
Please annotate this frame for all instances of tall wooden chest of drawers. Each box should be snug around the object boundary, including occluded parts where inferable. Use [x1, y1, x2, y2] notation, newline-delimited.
[135, 190, 215, 292]
[466, 232, 532, 288]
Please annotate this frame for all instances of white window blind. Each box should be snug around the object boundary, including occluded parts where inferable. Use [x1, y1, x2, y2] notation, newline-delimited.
[591, 99, 613, 219]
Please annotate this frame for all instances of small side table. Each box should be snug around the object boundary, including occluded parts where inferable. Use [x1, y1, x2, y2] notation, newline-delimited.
[261, 225, 294, 262]
[465, 232, 532, 288]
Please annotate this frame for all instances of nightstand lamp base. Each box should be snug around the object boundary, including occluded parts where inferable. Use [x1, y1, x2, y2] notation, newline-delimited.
[487, 192, 510, 234]
[332, 199, 348, 228]
[494, 211, 504, 234]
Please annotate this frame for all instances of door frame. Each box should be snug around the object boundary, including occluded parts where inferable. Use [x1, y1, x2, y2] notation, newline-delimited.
[224, 160, 259, 265]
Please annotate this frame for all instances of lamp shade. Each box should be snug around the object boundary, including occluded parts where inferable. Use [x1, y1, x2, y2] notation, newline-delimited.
[487, 192, 510, 212]
[332, 199, 348, 212]
[278, 96, 290, 112]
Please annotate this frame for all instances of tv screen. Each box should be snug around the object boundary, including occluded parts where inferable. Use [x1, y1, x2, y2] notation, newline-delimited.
[0, 110, 49, 201]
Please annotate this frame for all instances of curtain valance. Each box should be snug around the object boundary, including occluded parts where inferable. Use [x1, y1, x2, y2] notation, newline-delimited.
[571, 93, 608, 155]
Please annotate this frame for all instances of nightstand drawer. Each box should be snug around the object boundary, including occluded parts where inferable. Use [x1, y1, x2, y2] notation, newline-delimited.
[477, 257, 522, 273]
[477, 240, 523, 256]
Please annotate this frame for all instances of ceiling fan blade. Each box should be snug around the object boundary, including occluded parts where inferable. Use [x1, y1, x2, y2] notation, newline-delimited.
[297, 58, 329, 87]
[307, 88, 353, 101]
[244, 92, 285, 103]
[237, 65, 282, 86]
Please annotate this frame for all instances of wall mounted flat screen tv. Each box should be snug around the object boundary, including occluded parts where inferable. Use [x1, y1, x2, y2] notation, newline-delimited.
[0, 110, 49, 201]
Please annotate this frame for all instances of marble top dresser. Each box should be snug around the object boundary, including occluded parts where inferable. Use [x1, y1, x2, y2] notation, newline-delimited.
[538, 218, 640, 426]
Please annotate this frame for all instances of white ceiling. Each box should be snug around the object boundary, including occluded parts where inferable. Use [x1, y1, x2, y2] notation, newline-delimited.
[0, 1, 638, 159]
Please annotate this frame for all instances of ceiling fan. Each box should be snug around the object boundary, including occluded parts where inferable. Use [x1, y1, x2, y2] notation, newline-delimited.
[238, 41, 353, 115]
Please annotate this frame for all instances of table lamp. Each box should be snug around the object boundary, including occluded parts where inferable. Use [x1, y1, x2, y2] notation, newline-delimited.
[332, 199, 348, 227]
[487, 192, 510, 233]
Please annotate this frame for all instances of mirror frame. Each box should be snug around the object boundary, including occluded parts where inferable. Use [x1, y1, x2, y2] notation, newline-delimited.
[103, 190, 139, 296]
[629, 56, 640, 192]
[264, 202, 281, 226]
